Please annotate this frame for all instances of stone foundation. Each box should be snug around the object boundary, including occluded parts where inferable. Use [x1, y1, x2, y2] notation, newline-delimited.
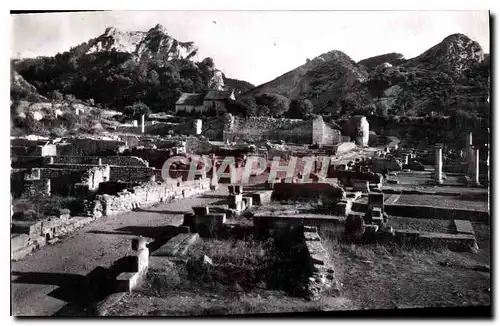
[303, 226, 340, 300]
[97, 178, 211, 216]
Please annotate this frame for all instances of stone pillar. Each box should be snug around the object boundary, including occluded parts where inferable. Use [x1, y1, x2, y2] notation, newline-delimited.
[141, 114, 145, 134]
[434, 144, 443, 184]
[194, 119, 202, 135]
[466, 132, 473, 175]
[402, 154, 409, 165]
[473, 147, 480, 185]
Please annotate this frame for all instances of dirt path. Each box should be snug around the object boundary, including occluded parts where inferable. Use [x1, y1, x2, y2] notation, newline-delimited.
[11, 186, 228, 316]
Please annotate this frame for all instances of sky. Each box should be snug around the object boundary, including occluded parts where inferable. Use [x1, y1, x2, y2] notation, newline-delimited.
[11, 10, 490, 86]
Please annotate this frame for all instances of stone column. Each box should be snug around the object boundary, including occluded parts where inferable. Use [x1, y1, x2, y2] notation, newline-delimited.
[402, 154, 409, 165]
[466, 132, 474, 175]
[473, 146, 480, 185]
[434, 144, 443, 184]
[141, 114, 145, 134]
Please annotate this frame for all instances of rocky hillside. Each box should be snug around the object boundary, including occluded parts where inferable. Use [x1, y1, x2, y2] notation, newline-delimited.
[243, 50, 371, 113]
[10, 63, 46, 102]
[243, 33, 489, 119]
[12, 24, 253, 112]
[358, 53, 406, 71]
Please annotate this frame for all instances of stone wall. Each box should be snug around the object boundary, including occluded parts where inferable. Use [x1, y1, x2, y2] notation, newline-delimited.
[13, 165, 110, 197]
[223, 114, 314, 144]
[56, 139, 125, 156]
[21, 179, 51, 198]
[109, 166, 156, 183]
[312, 116, 342, 146]
[97, 178, 211, 216]
[272, 183, 345, 202]
[303, 226, 340, 300]
[51, 156, 149, 167]
[343, 116, 370, 146]
[327, 169, 383, 185]
[13, 155, 149, 168]
[11, 215, 96, 261]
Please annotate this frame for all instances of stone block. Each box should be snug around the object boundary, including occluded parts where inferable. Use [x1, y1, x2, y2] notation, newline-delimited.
[195, 213, 227, 236]
[242, 196, 253, 209]
[131, 237, 148, 251]
[353, 181, 370, 193]
[454, 220, 475, 235]
[177, 225, 190, 234]
[183, 213, 196, 228]
[304, 232, 321, 241]
[364, 224, 379, 233]
[304, 225, 318, 233]
[153, 233, 200, 257]
[234, 185, 243, 194]
[228, 194, 243, 209]
[136, 247, 149, 273]
[116, 272, 141, 292]
[251, 190, 273, 206]
[192, 206, 209, 216]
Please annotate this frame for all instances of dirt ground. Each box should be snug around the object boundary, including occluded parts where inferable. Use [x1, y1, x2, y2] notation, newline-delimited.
[104, 220, 490, 316]
[11, 186, 230, 316]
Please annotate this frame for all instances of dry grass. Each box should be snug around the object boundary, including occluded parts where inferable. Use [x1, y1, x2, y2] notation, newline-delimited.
[319, 225, 491, 309]
[188, 237, 276, 269]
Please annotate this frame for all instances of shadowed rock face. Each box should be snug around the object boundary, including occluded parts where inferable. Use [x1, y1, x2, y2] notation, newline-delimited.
[243, 33, 488, 120]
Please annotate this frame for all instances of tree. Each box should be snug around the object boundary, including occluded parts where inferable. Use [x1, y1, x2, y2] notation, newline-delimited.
[240, 96, 258, 116]
[123, 102, 152, 120]
[49, 90, 63, 102]
[255, 93, 289, 117]
[287, 99, 314, 119]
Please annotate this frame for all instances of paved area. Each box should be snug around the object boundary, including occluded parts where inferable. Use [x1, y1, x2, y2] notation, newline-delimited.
[11, 186, 228, 316]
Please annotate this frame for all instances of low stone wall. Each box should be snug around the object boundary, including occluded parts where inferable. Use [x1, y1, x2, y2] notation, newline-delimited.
[44, 156, 149, 167]
[369, 158, 403, 173]
[56, 139, 126, 156]
[303, 226, 340, 300]
[97, 178, 211, 216]
[109, 166, 156, 183]
[272, 183, 345, 202]
[327, 169, 383, 185]
[11, 216, 96, 261]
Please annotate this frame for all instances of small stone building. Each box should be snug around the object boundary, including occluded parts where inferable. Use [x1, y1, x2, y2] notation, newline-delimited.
[175, 90, 235, 114]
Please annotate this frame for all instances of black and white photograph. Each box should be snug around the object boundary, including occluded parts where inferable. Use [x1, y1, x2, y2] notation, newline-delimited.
[8, 8, 492, 318]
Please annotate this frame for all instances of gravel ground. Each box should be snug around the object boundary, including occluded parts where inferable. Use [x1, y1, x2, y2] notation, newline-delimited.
[11, 185, 229, 316]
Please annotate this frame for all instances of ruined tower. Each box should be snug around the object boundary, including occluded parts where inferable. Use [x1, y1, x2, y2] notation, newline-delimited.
[345, 116, 369, 146]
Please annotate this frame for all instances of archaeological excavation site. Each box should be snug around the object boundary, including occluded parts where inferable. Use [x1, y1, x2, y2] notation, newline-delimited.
[10, 11, 491, 318]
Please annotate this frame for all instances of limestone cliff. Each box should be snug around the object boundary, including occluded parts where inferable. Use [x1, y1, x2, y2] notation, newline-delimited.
[79, 24, 199, 62]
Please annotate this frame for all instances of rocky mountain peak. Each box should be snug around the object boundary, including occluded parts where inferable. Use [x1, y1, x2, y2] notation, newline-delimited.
[81, 25, 199, 62]
[148, 24, 168, 35]
[405, 33, 484, 75]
